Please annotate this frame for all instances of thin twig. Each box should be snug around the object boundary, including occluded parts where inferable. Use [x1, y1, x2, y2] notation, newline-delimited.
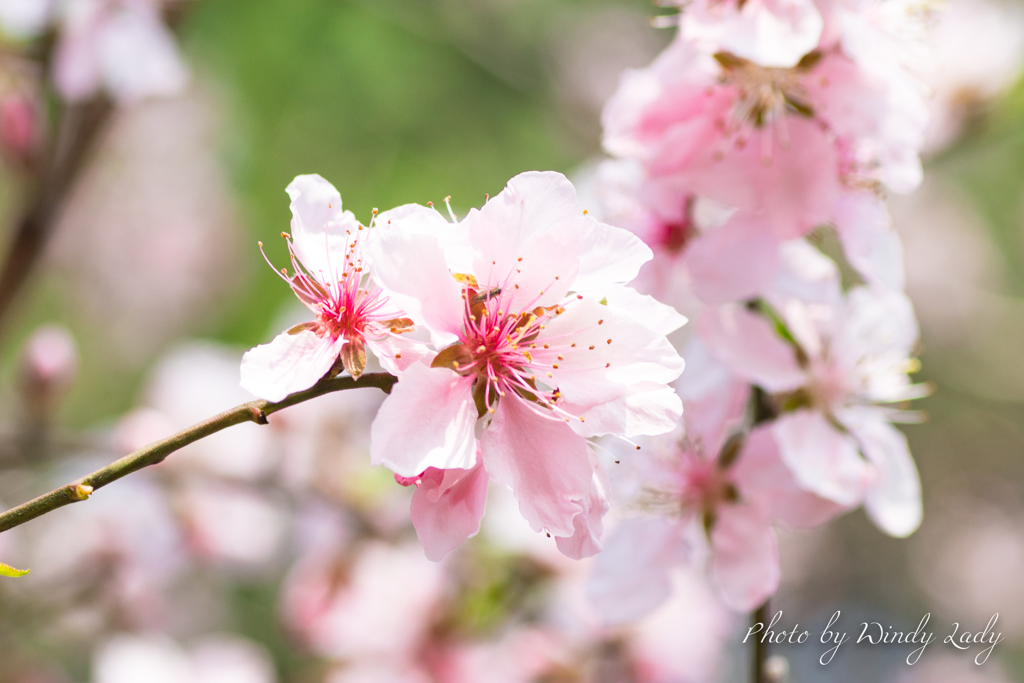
[752, 601, 770, 683]
[0, 97, 113, 331]
[0, 372, 397, 534]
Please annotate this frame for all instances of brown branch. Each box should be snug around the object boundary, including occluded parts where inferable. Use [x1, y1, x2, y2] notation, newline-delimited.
[0, 0, 195, 334]
[0, 372, 397, 534]
[752, 601, 770, 683]
[0, 97, 113, 331]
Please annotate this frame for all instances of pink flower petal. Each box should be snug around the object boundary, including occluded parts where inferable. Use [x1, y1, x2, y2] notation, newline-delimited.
[285, 175, 360, 285]
[684, 374, 750, 457]
[410, 462, 489, 561]
[555, 453, 610, 559]
[732, 424, 847, 529]
[366, 217, 466, 348]
[685, 0, 824, 68]
[682, 212, 782, 305]
[366, 335, 433, 376]
[480, 396, 594, 538]
[771, 410, 871, 506]
[601, 284, 688, 336]
[240, 329, 345, 403]
[464, 171, 582, 311]
[574, 219, 653, 293]
[833, 190, 905, 292]
[710, 502, 780, 612]
[370, 364, 478, 477]
[542, 296, 685, 412]
[697, 304, 805, 393]
[570, 382, 683, 439]
[587, 516, 687, 624]
[845, 409, 922, 537]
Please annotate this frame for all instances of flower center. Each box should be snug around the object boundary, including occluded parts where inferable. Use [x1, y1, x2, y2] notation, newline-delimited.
[431, 282, 578, 421]
[715, 51, 820, 128]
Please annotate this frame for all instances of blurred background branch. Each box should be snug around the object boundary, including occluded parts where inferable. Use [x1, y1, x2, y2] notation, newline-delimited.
[0, 371, 396, 535]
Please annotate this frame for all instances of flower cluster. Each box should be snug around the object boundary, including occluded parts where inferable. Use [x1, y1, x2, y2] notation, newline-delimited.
[582, 0, 940, 616]
[241, 172, 687, 560]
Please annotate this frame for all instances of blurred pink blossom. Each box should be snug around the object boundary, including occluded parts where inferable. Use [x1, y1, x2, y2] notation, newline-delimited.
[53, 0, 187, 104]
[698, 281, 926, 536]
[281, 540, 446, 665]
[0, 91, 39, 162]
[589, 341, 840, 615]
[24, 474, 184, 630]
[602, 0, 929, 235]
[92, 633, 276, 683]
[922, 0, 1024, 152]
[19, 324, 78, 410]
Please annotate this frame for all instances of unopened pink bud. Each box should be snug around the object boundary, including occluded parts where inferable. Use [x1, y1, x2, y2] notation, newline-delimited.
[20, 325, 78, 406]
[0, 94, 37, 162]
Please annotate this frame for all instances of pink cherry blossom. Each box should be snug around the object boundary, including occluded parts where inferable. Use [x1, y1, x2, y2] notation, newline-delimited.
[602, 1, 929, 235]
[698, 281, 927, 536]
[589, 343, 840, 616]
[368, 171, 686, 559]
[53, 0, 188, 104]
[241, 174, 428, 402]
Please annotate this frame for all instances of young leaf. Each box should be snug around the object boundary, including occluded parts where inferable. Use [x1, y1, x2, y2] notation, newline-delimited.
[0, 563, 29, 578]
